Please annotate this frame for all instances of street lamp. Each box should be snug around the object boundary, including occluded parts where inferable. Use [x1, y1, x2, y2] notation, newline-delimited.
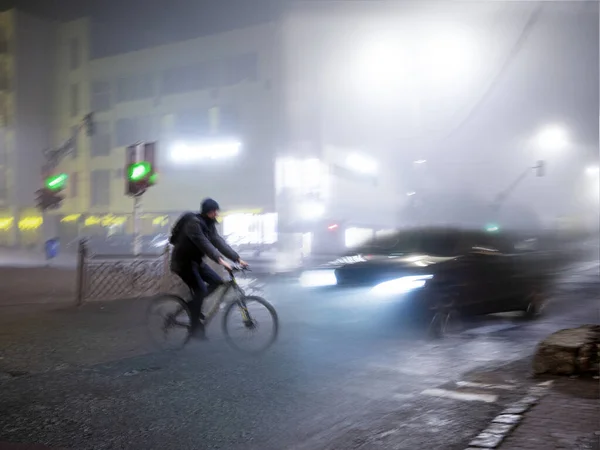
[535, 125, 569, 151]
[585, 165, 599, 177]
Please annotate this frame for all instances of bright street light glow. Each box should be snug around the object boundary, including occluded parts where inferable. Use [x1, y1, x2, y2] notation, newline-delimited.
[297, 200, 325, 220]
[536, 125, 568, 151]
[346, 153, 378, 175]
[170, 140, 241, 163]
[406, 191, 416, 196]
[585, 165, 599, 176]
[418, 27, 477, 86]
[413, 159, 427, 164]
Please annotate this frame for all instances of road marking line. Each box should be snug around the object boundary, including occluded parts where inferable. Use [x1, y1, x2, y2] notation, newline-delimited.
[421, 388, 498, 403]
[461, 323, 519, 335]
[376, 429, 399, 439]
[456, 381, 517, 391]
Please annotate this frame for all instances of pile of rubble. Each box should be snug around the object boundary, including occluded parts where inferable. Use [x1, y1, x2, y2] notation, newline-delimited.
[533, 324, 600, 376]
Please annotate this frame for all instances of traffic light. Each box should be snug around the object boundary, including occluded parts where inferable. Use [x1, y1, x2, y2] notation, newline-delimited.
[45, 173, 68, 191]
[36, 188, 64, 211]
[36, 172, 67, 211]
[84, 113, 94, 137]
[125, 142, 157, 196]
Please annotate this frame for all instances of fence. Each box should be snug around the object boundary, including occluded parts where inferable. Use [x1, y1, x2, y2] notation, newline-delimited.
[74, 239, 264, 305]
[75, 239, 186, 305]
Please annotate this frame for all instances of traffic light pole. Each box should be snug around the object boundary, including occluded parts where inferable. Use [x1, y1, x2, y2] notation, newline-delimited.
[491, 160, 545, 212]
[133, 195, 142, 256]
[132, 143, 144, 257]
[125, 141, 157, 256]
[38, 113, 94, 259]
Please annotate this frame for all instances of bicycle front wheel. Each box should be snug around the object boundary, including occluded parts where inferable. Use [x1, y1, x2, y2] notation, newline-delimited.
[222, 295, 279, 354]
[146, 294, 192, 351]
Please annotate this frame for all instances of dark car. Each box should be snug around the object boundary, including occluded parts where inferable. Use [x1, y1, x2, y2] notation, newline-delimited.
[299, 227, 553, 323]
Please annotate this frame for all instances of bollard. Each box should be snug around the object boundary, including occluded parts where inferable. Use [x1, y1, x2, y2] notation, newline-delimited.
[160, 244, 171, 292]
[75, 239, 88, 306]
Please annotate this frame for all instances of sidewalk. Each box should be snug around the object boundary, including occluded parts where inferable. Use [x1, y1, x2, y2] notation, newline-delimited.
[498, 377, 599, 449]
[0, 249, 76, 269]
[0, 266, 76, 308]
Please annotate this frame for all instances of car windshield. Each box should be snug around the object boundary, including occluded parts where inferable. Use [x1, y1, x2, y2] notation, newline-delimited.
[352, 229, 461, 257]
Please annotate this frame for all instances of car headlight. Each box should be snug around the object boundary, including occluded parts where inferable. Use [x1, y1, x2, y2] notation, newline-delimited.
[299, 269, 337, 287]
[371, 275, 433, 296]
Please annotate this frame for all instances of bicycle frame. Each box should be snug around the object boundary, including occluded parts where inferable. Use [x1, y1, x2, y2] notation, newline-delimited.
[202, 275, 248, 327]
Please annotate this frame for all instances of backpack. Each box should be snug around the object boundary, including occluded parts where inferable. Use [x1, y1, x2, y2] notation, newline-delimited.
[169, 212, 196, 245]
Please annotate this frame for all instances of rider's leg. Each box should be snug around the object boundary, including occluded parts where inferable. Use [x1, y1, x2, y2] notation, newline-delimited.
[196, 261, 224, 299]
[177, 263, 208, 327]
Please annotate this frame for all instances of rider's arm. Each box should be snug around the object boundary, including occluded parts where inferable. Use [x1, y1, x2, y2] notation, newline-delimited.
[209, 232, 240, 263]
[185, 220, 222, 263]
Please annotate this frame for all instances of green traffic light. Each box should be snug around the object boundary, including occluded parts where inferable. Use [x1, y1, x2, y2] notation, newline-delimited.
[485, 223, 500, 232]
[128, 161, 151, 181]
[45, 173, 68, 191]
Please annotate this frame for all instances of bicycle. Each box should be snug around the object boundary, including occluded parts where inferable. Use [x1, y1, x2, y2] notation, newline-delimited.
[146, 266, 279, 354]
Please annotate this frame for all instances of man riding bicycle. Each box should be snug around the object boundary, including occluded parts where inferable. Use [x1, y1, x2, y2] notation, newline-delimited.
[169, 198, 248, 339]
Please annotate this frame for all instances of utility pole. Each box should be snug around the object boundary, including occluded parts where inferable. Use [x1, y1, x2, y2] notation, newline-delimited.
[37, 113, 94, 257]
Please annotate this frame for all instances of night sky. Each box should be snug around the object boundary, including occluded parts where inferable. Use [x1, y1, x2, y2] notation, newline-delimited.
[2, 0, 278, 57]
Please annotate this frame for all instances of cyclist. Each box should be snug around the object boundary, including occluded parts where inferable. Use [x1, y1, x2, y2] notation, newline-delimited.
[169, 198, 248, 339]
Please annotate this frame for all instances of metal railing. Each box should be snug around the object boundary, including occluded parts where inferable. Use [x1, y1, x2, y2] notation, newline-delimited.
[73, 239, 264, 305]
[75, 239, 186, 305]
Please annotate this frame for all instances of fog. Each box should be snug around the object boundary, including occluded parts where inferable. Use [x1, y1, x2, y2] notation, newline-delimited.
[280, 1, 598, 232]
[2, 0, 598, 257]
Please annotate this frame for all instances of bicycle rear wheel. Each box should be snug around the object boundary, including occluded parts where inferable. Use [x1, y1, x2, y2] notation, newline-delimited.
[146, 294, 192, 350]
[222, 295, 279, 354]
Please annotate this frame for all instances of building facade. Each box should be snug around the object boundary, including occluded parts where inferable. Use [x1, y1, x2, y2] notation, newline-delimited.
[0, 11, 403, 255]
[0, 9, 55, 247]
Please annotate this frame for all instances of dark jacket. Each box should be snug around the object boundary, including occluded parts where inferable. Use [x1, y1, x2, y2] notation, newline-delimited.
[170, 212, 239, 271]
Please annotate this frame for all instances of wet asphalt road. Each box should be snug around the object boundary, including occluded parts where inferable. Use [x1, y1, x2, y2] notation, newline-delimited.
[0, 257, 598, 450]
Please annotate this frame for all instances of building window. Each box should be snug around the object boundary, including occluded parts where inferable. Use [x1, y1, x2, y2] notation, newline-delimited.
[219, 105, 239, 134]
[91, 121, 111, 157]
[115, 116, 157, 146]
[70, 172, 78, 198]
[91, 81, 111, 112]
[160, 54, 258, 97]
[116, 74, 154, 103]
[71, 125, 79, 159]
[161, 64, 204, 95]
[69, 38, 80, 70]
[115, 118, 139, 146]
[70, 83, 79, 117]
[0, 170, 7, 202]
[174, 109, 208, 137]
[90, 170, 110, 207]
[223, 53, 258, 85]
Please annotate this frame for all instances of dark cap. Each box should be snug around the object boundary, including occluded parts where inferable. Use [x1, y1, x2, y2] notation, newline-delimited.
[200, 198, 220, 214]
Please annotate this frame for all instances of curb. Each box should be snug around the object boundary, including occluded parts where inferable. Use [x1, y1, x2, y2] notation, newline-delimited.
[464, 380, 553, 449]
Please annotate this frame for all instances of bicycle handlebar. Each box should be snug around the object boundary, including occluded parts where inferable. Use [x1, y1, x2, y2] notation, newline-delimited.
[226, 265, 251, 275]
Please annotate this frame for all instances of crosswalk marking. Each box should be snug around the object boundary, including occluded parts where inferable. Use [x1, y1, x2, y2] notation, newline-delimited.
[455, 381, 517, 391]
[461, 323, 519, 335]
[421, 388, 498, 403]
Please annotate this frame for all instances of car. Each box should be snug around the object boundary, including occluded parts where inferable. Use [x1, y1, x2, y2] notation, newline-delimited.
[299, 227, 554, 330]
